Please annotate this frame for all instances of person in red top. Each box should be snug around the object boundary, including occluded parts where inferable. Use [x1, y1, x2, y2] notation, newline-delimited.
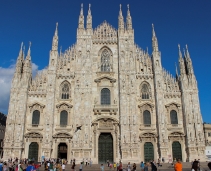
[174, 159, 182, 171]
[119, 162, 123, 171]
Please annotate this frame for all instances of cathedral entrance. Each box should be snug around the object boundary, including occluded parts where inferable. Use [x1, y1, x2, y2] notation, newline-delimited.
[172, 141, 182, 160]
[98, 133, 113, 163]
[58, 143, 67, 159]
[144, 142, 154, 162]
[28, 142, 39, 161]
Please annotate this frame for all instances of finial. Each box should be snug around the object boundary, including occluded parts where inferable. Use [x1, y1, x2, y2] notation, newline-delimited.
[19, 42, 23, 56]
[127, 4, 129, 9]
[89, 3, 91, 9]
[120, 4, 122, 9]
[127, 4, 130, 15]
[54, 22, 58, 36]
[27, 41, 31, 57]
[88, 4, 91, 15]
[80, 3, 83, 15]
[152, 23, 156, 37]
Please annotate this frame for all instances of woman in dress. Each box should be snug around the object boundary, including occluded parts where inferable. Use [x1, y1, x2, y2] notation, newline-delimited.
[127, 162, 131, 171]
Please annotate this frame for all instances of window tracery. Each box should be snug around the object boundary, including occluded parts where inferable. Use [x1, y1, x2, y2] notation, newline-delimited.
[141, 83, 150, 99]
[60, 81, 71, 99]
[101, 49, 111, 72]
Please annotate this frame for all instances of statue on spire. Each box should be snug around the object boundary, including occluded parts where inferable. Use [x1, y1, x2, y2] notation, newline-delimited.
[126, 4, 132, 30]
[86, 4, 92, 30]
[118, 4, 124, 31]
[52, 23, 59, 51]
[78, 3, 84, 30]
[152, 24, 159, 52]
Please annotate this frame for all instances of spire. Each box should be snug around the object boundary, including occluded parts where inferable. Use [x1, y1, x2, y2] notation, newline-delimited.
[185, 44, 194, 74]
[23, 42, 32, 74]
[175, 62, 178, 79]
[52, 23, 59, 51]
[26, 41, 31, 58]
[86, 4, 92, 30]
[178, 44, 182, 59]
[18, 42, 23, 58]
[126, 4, 132, 30]
[15, 42, 24, 74]
[178, 45, 186, 75]
[152, 24, 159, 52]
[118, 4, 124, 31]
[78, 3, 84, 30]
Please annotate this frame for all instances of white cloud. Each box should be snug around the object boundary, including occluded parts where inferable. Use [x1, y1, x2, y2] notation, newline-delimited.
[0, 62, 38, 114]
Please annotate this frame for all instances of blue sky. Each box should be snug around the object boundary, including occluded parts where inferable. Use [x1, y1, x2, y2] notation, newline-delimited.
[0, 0, 210, 122]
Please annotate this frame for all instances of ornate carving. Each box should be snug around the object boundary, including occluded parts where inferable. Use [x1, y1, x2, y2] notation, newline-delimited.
[24, 132, 43, 138]
[29, 102, 45, 113]
[56, 102, 73, 112]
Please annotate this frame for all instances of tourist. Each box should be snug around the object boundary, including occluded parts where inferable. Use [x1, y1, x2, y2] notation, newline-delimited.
[117, 162, 119, 171]
[119, 162, 123, 171]
[174, 159, 182, 171]
[144, 163, 148, 171]
[113, 162, 117, 170]
[208, 162, 211, 171]
[162, 157, 164, 163]
[71, 161, 75, 171]
[3, 163, 8, 171]
[191, 161, 200, 171]
[79, 162, 83, 171]
[132, 163, 136, 171]
[26, 161, 35, 171]
[127, 162, 131, 171]
[85, 159, 87, 166]
[62, 163, 65, 171]
[150, 161, 157, 171]
[100, 164, 104, 171]
[107, 160, 110, 167]
[0, 161, 3, 171]
[89, 159, 92, 167]
[140, 161, 144, 170]
[49, 162, 53, 171]
[109, 163, 113, 170]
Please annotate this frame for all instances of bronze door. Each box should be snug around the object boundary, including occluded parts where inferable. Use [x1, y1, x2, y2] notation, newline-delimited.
[28, 142, 39, 161]
[98, 133, 113, 163]
[144, 142, 154, 162]
[172, 141, 182, 160]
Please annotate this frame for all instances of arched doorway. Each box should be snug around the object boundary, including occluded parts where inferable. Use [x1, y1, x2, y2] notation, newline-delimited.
[28, 142, 39, 161]
[58, 143, 67, 159]
[98, 133, 113, 163]
[172, 141, 182, 160]
[144, 142, 154, 162]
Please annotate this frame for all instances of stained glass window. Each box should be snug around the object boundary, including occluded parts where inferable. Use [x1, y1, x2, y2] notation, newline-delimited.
[101, 49, 110, 72]
[32, 110, 40, 125]
[143, 110, 151, 125]
[170, 110, 178, 124]
[60, 110, 68, 126]
[141, 84, 149, 99]
[61, 83, 70, 99]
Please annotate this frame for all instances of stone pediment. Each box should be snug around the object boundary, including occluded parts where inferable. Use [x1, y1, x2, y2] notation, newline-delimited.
[169, 132, 185, 137]
[24, 132, 43, 138]
[28, 102, 45, 112]
[92, 116, 119, 125]
[138, 102, 154, 108]
[165, 102, 181, 108]
[52, 132, 72, 139]
[56, 102, 73, 112]
[140, 132, 157, 138]
[94, 76, 116, 83]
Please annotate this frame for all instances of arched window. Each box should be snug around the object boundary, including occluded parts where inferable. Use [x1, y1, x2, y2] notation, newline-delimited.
[101, 49, 110, 72]
[141, 84, 149, 99]
[170, 110, 178, 124]
[32, 110, 40, 125]
[60, 110, 68, 126]
[143, 110, 151, 125]
[101, 88, 110, 105]
[61, 82, 70, 99]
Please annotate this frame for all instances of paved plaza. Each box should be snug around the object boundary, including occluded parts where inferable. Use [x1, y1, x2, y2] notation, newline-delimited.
[40, 162, 210, 171]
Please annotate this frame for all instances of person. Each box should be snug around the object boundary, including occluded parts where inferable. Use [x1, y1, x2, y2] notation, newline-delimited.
[132, 163, 136, 171]
[3, 163, 8, 171]
[109, 163, 113, 170]
[208, 162, 211, 171]
[0, 162, 3, 171]
[127, 162, 131, 171]
[89, 159, 92, 167]
[113, 162, 117, 170]
[85, 159, 87, 166]
[107, 160, 110, 167]
[26, 161, 35, 171]
[100, 164, 104, 171]
[174, 159, 182, 171]
[79, 162, 83, 171]
[71, 162, 75, 171]
[140, 161, 144, 171]
[191, 161, 200, 171]
[144, 163, 148, 171]
[49, 162, 53, 171]
[62, 163, 65, 171]
[119, 162, 123, 171]
[117, 163, 119, 171]
[150, 161, 157, 171]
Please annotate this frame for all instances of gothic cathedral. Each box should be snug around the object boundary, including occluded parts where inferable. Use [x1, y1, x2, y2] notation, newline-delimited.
[3, 4, 206, 163]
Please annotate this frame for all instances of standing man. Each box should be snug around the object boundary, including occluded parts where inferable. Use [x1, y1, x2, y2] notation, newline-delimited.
[174, 159, 182, 171]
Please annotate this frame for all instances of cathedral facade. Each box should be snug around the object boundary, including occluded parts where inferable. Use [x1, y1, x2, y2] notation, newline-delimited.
[3, 4, 206, 163]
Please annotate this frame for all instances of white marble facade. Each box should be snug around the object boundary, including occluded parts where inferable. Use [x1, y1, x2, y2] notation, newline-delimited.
[3, 4, 206, 163]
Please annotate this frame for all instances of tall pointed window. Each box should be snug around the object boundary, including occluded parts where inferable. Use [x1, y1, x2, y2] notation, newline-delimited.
[141, 84, 150, 99]
[32, 110, 40, 126]
[61, 82, 70, 99]
[60, 110, 68, 126]
[101, 49, 110, 72]
[101, 88, 110, 105]
[143, 110, 151, 125]
[170, 110, 178, 124]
